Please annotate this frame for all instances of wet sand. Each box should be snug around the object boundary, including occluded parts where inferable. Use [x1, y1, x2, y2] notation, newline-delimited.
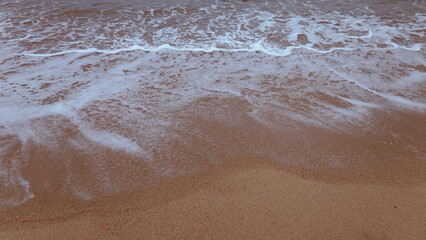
[1, 0, 425, 239]
[1, 156, 424, 240]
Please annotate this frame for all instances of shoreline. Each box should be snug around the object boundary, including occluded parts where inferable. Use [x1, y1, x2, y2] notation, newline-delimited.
[1, 0, 425, 239]
[1, 156, 424, 239]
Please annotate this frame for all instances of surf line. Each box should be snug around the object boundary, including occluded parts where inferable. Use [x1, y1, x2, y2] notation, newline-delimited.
[21, 42, 422, 57]
[21, 43, 356, 57]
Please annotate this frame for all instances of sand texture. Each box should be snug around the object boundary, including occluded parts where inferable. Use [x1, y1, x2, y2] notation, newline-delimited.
[1, 158, 424, 240]
[1, 0, 425, 239]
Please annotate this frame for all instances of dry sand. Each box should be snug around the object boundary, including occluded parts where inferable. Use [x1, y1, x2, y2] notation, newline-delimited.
[0, 157, 424, 240]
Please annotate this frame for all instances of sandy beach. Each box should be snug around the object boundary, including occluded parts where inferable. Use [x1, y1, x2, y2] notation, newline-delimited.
[1, 0, 425, 239]
[1, 156, 424, 240]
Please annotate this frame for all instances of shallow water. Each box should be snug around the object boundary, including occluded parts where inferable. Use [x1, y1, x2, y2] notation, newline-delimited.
[0, 0, 425, 207]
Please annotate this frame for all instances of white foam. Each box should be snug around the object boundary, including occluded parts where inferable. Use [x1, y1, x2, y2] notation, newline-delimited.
[1, 0, 425, 207]
[0, 104, 65, 124]
[1, 0, 422, 59]
[328, 67, 382, 96]
[19, 44, 348, 57]
[77, 127, 142, 154]
[24, 48, 100, 57]
[390, 43, 423, 51]
[339, 97, 378, 108]
[345, 30, 373, 39]
[0, 159, 35, 208]
[6, 1, 426, 50]
[329, 68, 426, 110]
[20, 40, 423, 58]
[385, 95, 426, 109]
[395, 71, 426, 87]
[71, 187, 92, 201]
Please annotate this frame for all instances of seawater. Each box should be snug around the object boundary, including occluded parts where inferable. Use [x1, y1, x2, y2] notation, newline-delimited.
[0, 0, 425, 207]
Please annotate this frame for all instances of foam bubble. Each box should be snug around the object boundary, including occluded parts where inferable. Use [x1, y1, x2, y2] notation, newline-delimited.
[1, 0, 424, 56]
